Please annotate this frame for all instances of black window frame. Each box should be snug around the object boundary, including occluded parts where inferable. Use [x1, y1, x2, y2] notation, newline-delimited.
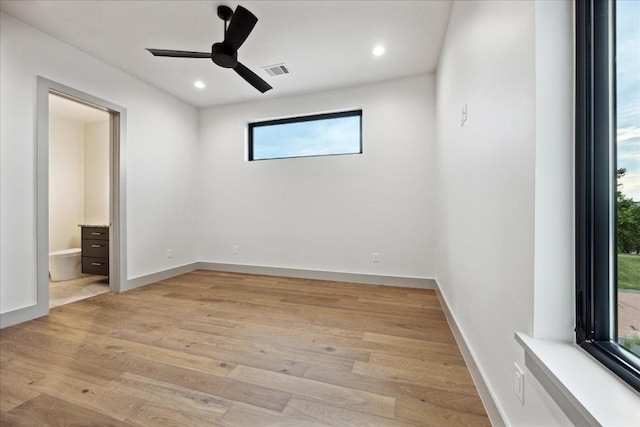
[575, 0, 640, 392]
[248, 109, 363, 161]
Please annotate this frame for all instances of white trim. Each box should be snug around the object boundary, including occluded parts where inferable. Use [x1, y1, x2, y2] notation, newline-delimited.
[516, 332, 640, 427]
[197, 262, 436, 289]
[129, 263, 435, 292]
[35, 78, 50, 324]
[109, 109, 127, 293]
[0, 303, 48, 329]
[126, 263, 199, 290]
[36, 78, 127, 308]
[39, 79, 128, 295]
[435, 280, 507, 427]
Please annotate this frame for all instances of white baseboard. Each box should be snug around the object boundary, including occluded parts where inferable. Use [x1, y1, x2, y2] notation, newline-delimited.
[0, 303, 48, 329]
[435, 280, 507, 427]
[1, 262, 433, 328]
[197, 262, 436, 289]
[126, 262, 199, 290]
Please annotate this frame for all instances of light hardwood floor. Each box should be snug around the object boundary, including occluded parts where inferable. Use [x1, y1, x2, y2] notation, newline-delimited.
[0, 270, 490, 426]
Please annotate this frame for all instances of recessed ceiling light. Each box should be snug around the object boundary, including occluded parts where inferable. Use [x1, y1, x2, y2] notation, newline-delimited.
[372, 45, 385, 57]
[194, 80, 206, 89]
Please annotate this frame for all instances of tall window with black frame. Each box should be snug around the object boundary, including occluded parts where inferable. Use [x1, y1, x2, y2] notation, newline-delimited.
[575, 0, 640, 392]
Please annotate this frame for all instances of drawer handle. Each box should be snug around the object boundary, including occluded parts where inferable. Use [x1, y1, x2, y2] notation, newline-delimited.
[91, 232, 103, 236]
[91, 262, 103, 266]
[90, 244, 102, 248]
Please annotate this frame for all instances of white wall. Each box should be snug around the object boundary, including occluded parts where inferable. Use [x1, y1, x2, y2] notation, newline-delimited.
[49, 114, 110, 253]
[84, 120, 110, 226]
[435, 1, 573, 425]
[49, 116, 85, 252]
[199, 74, 436, 279]
[531, 0, 575, 342]
[0, 12, 200, 314]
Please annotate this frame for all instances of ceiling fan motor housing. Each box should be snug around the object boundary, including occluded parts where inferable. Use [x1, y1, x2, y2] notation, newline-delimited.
[217, 5, 234, 21]
[211, 42, 238, 68]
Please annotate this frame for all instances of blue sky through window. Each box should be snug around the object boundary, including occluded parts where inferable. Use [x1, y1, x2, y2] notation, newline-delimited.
[251, 113, 361, 160]
[617, 0, 640, 200]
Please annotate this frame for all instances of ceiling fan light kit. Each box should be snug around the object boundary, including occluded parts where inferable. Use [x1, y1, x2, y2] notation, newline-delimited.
[146, 4, 273, 93]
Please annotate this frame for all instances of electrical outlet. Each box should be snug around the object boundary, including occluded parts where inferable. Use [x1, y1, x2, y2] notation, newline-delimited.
[166, 249, 172, 259]
[232, 245, 239, 254]
[372, 252, 380, 263]
[514, 362, 524, 404]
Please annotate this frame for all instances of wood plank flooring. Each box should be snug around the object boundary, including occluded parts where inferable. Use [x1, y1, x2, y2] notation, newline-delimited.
[0, 270, 490, 426]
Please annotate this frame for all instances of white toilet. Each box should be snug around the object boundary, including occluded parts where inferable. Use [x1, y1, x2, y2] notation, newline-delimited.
[49, 248, 82, 281]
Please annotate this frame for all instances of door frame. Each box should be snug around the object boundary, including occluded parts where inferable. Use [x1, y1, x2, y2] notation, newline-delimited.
[36, 77, 127, 310]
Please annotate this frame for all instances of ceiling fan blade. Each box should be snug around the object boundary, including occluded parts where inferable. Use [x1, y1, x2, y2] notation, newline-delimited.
[224, 6, 258, 51]
[146, 49, 210, 58]
[234, 62, 272, 93]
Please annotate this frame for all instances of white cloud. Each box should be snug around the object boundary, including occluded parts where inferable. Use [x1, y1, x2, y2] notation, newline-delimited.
[617, 127, 640, 142]
[620, 172, 640, 201]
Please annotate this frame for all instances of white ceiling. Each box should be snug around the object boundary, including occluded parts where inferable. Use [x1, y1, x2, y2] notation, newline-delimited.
[49, 93, 110, 124]
[0, 0, 453, 108]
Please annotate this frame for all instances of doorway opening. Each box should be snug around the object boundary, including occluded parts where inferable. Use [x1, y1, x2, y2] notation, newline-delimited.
[36, 77, 127, 316]
[48, 93, 111, 307]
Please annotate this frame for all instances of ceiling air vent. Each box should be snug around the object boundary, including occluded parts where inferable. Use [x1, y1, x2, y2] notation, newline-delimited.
[262, 64, 290, 77]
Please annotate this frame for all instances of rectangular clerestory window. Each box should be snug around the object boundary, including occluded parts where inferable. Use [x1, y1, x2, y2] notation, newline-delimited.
[248, 110, 362, 161]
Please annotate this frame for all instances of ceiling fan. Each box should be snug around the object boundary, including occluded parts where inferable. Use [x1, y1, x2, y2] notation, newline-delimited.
[147, 5, 272, 93]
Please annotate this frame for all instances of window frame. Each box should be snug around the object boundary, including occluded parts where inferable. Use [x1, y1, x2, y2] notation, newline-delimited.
[247, 109, 363, 161]
[575, 0, 640, 392]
